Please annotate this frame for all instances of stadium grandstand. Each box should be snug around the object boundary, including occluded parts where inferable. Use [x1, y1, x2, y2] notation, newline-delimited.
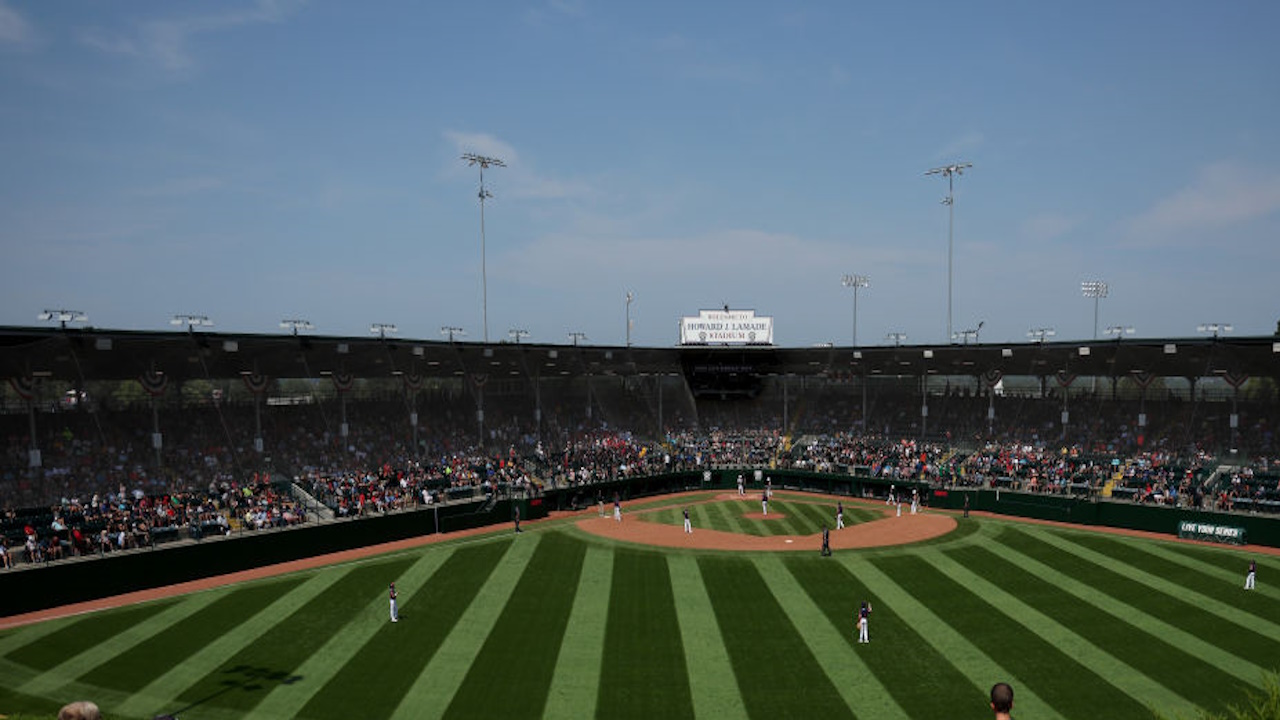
[1, 324, 1278, 570]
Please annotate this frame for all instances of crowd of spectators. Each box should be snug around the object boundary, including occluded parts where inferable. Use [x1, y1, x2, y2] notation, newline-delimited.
[2, 381, 1278, 569]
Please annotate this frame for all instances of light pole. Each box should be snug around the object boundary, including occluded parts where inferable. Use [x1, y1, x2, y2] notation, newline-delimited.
[370, 323, 398, 339]
[926, 161, 972, 342]
[1081, 280, 1108, 339]
[952, 327, 979, 345]
[38, 309, 88, 329]
[568, 331, 587, 346]
[1027, 327, 1055, 343]
[462, 152, 505, 343]
[1105, 325, 1135, 340]
[280, 318, 313, 335]
[441, 326, 466, 342]
[841, 274, 869, 346]
[625, 291, 635, 347]
[887, 332, 908, 347]
[1197, 323, 1233, 339]
[171, 314, 213, 332]
[508, 328, 529, 344]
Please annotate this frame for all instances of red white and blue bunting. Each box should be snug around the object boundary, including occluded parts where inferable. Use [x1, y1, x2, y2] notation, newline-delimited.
[331, 372, 354, 393]
[8, 376, 37, 401]
[1054, 370, 1077, 388]
[241, 372, 270, 395]
[982, 369, 1004, 388]
[138, 370, 169, 397]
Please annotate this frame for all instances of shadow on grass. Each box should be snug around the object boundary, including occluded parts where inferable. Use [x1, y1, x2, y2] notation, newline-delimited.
[154, 663, 303, 718]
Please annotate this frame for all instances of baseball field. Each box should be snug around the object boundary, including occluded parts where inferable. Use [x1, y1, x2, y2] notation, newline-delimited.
[0, 492, 1276, 719]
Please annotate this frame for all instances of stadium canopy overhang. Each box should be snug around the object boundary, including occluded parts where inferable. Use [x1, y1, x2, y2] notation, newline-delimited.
[0, 326, 1276, 387]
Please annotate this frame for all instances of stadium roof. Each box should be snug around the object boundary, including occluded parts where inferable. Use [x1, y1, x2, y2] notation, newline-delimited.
[0, 326, 1276, 387]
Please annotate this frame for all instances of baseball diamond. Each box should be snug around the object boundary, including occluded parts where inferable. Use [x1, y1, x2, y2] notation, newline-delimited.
[0, 491, 1276, 720]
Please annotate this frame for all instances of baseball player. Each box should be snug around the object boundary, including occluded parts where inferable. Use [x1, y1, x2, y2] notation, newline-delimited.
[761, 490, 769, 515]
[1245, 559, 1256, 590]
[613, 495, 622, 522]
[910, 488, 919, 515]
[836, 501, 845, 530]
[737, 473, 745, 496]
[389, 582, 399, 623]
[683, 507, 692, 534]
[887, 484, 896, 506]
[963, 494, 970, 518]
[856, 601, 871, 643]
[820, 525, 831, 556]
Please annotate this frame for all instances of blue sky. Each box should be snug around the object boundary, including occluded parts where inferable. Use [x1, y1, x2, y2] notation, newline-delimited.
[2, 1, 1278, 347]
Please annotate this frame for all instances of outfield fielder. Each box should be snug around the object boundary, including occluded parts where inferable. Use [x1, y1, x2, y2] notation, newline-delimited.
[836, 501, 845, 529]
[856, 601, 871, 643]
[683, 507, 692, 534]
[1245, 559, 1256, 590]
[389, 582, 399, 623]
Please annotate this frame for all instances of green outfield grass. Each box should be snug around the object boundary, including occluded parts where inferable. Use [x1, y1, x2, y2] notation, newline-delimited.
[0, 500, 1276, 720]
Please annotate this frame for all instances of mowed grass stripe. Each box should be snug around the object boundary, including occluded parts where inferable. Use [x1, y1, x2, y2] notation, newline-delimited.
[846, 558, 1067, 720]
[388, 534, 539, 720]
[985, 534, 1267, 695]
[929, 548, 1201, 718]
[668, 554, 748, 720]
[1019, 527, 1280, 667]
[692, 501, 716, 533]
[1141, 543, 1280, 602]
[543, 545, 613, 720]
[871, 554, 1150, 719]
[170, 557, 418, 715]
[598, 547, 695, 719]
[69, 578, 303, 695]
[299, 539, 513, 720]
[114, 568, 348, 720]
[4, 599, 176, 672]
[442, 532, 588, 720]
[247, 545, 458, 720]
[716, 499, 752, 534]
[761, 555, 910, 720]
[1065, 533, 1280, 629]
[698, 556, 853, 720]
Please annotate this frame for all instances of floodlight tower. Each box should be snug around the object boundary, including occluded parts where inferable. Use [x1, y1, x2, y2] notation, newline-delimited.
[461, 152, 506, 343]
[887, 332, 908, 347]
[1081, 280, 1108, 339]
[508, 328, 529, 344]
[370, 323, 398, 339]
[841, 274, 869, 346]
[568, 331, 587, 346]
[926, 162, 973, 342]
[625, 291, 635, 347]
[1027, 327, 1056, 343]
[1105, 325, 1135, 340]
[38, 309, 88, 329]
[1197, 323, 1233, 339]
[441, 326, 466, 342]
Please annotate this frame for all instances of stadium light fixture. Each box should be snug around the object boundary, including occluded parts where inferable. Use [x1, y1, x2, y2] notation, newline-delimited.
[840, 274, 870, 346]
[568, 331, 588, 346]
[1105, 325, 1135, 340]
[370, 323, 398, 339]
[925, 161, 972, 342]
[38, 309, 88, 329]
[1081, 280, 1108, 339]
[280, 318, 314, 335]
[441, 326, 466, 342]
[1197, 323, 1233, 339]
[625, 291, 635, 347]
[886, 332, 908, 347]
[952, 327, 980, 345]
[462, 152, 506, 343]
[508, 328, 530, 344]
[171, 314, 213, 331]
[1027, 327, 1056, 343]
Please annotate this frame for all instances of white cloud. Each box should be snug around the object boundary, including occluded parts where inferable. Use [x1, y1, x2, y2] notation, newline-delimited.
[1126, 161, 1280, 243]
[933, 131, 984, 162]
[0, 0, 37, 49]
[78, 0, 304, 73]
[1019, 211, 1081, 243]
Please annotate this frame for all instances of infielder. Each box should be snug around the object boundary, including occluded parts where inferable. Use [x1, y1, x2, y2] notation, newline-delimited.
[683, 507, 692, 534]
[856, 601, 871, 643]
[1245, 559, 1256, 590]
[836, 501, 845, 529]
[761, 491, 769, 515]
[910, 488, 919, 515]
[613, 495, 622, 522]
[737, 473, 745, 496]
[389, 582, 399, 623]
